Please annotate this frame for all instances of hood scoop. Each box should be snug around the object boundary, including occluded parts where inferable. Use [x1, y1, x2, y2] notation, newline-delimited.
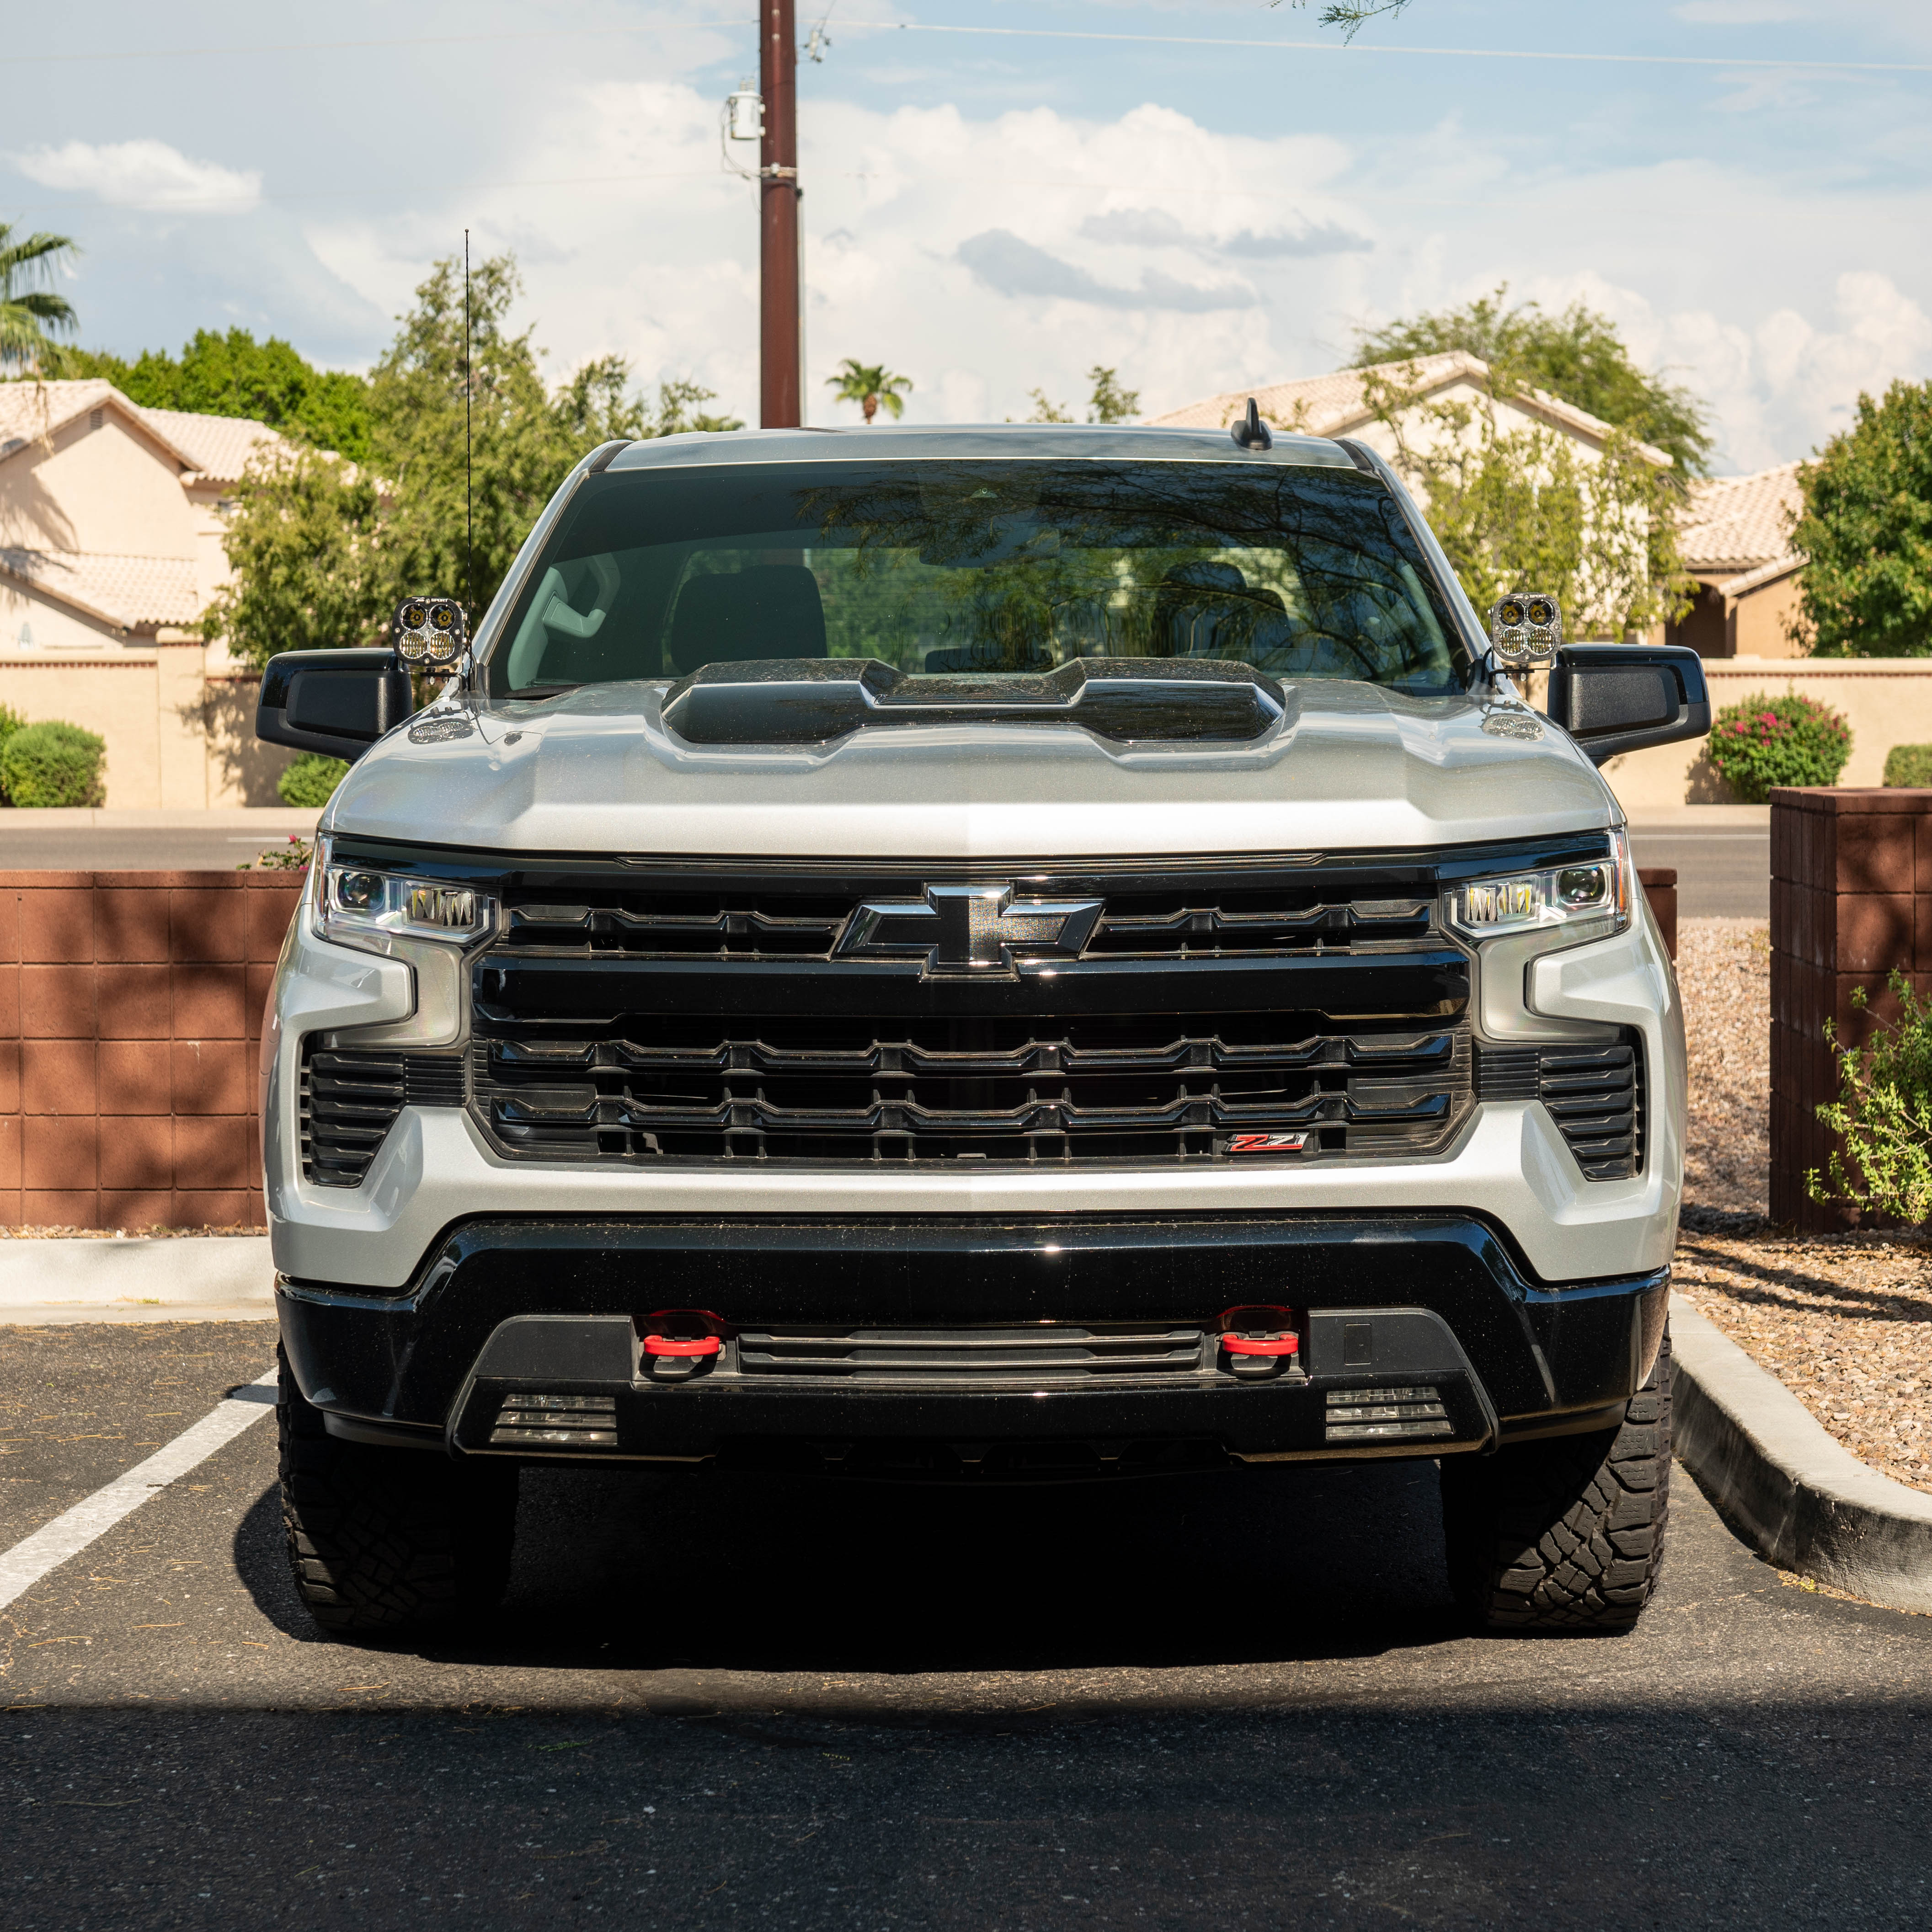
[659, 656, 1286, 747]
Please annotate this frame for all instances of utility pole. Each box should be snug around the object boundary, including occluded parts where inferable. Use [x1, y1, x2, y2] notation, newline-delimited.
[759, 0, 801, 427]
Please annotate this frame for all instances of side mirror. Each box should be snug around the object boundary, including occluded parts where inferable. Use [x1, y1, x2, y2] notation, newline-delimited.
[1543, 643, 1710, 767]
[255, 648, 415, 762]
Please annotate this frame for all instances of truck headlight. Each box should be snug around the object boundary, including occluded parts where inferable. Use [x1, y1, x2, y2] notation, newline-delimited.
[1445, 829, 1630, 951]
[317, 855, 494, 954]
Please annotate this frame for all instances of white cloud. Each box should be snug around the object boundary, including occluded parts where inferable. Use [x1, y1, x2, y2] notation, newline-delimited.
[294, 67, 1930, 466]
[16, 139, 261, 212]
[1474, 267, 1932, 471]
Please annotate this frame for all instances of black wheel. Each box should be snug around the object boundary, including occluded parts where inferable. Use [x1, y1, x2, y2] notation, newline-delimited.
[277, 1345, 518, 1636]
[1440, 1329, 1671, 1633]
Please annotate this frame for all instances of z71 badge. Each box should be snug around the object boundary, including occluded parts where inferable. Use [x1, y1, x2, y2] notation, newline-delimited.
[1227, 1132, 1311, 1154]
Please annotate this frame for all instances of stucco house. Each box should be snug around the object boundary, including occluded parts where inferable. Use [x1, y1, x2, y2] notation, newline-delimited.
[1148, 349, 1674, 475]
[1663, 462, 1806, 659]
[0, 379, 294, 805]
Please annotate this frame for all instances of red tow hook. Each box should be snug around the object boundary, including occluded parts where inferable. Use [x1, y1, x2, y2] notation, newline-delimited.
[638, 1313, 727, 1382]
[1219, 1333, 1299, 1358]
[1218, 1305, 1303, 1381]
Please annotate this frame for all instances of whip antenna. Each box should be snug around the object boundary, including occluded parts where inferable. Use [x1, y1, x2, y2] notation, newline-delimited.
[464, 230, 475, 625]
[462, 231, 473, 626]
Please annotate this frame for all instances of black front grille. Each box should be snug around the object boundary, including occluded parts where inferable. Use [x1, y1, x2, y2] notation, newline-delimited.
[500, 882, 1433, 961]
[736, 1324, 1210, 1384]
[1473, 1040, 1643, 1181]
[470, 1016, 1470, 1164]
[467, 860, 1476, 1168]
[300, 1046, 467, 1187]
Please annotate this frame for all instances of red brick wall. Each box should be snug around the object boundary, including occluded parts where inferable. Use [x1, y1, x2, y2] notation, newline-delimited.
[1769, 788, 1932, 1231]
[0, 871, 302, 1231]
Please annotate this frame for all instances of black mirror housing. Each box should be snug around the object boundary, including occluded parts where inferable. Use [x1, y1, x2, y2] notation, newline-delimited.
[1543, 643, 1710, 767]
[256, 649, 415, 762]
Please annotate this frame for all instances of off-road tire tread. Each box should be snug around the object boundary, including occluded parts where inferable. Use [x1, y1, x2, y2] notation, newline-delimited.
[1441, 1330, 1671, 1633]
[278, 1346, 516, 1635]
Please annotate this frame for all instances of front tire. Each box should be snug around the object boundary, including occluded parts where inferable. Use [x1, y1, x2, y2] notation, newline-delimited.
[277, 1346, 518, 1637]
[1440, 1330, 1671, 1633]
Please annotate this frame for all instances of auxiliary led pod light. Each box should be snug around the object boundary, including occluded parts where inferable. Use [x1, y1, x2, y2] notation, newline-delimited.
[392, 594, 467, 666]
[1487, 590, 1562, 667]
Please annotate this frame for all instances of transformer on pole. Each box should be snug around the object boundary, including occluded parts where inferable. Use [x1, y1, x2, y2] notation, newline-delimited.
[759, 0, 801, 428]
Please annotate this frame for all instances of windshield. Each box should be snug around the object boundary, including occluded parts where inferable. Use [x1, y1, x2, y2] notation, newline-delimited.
[486, 459, 1467, 699]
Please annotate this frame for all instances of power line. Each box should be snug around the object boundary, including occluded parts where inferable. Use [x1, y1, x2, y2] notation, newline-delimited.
[0, 17, 1927, 76]
[835, 19, 1932, 76]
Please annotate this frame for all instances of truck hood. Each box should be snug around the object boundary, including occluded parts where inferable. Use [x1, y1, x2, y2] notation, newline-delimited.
[324, 678, 1617, 859]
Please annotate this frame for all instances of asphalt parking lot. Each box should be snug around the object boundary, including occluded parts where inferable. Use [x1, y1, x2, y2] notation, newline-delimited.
[2, 1319, 1929, 1930]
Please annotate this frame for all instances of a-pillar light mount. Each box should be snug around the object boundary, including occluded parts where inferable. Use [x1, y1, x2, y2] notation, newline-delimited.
[1488, 591, 1563, 669]
[392, 595, 467, 667]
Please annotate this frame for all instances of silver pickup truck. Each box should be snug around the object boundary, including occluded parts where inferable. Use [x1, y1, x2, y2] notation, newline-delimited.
[254, 420, 1708, 1639]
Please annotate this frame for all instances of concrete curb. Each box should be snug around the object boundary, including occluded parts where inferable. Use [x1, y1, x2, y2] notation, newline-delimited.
[1671, 1301, 1932, 1613]
[0, 1236, 275, 1313]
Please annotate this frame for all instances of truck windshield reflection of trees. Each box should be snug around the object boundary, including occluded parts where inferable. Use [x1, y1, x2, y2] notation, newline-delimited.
[491, 461, 1466, 699]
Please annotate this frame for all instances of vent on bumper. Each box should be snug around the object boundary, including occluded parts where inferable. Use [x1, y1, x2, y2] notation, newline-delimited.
[1473, 1040, 1643, 1182]
[736, 1324, 1210, 1384]
[489, 1392, 618, 1449]
[299, 1045, 466, 1187]
[1325, 1385, 1451, 1442]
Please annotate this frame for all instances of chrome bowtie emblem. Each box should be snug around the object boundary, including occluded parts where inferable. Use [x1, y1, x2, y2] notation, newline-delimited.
[835, 885, 1104, 976]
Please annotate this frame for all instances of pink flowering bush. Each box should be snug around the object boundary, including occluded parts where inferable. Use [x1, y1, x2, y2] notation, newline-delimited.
[1705, 689, 1852, 802]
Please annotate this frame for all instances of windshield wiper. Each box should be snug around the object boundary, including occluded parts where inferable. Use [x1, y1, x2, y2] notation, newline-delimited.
[508, 683, 581, 700]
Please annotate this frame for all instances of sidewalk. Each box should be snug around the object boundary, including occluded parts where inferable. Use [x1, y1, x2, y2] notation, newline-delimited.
[0, 1236, 275, 1323]
[0, 807, 321, 830]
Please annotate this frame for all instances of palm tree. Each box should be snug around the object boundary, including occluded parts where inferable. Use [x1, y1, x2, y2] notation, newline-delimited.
[826, 358, 911, 425]
[0, 224, 80, 372]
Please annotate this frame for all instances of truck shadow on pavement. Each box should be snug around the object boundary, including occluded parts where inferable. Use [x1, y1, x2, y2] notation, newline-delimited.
[232, 1457, 1465, 1670]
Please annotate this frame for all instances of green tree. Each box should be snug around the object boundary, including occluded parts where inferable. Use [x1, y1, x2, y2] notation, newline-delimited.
[557, 362, 743, 442]
[1275, 0, 1412, 38]
[1363, 363, 1693, 638]
[0, 224, 80, 372]
[199, 446, 386, 666]
[1352, 286, 1712, 480]
[827, 358, 912, 424]
[1086, 365, 1140, 424]
[203, 250, 740, 668]
[1022, 368, 1139, 425]
[1022, 387, 1074, 424]
[1791, 379, 1932, 658]
[47, 330, 372, 459]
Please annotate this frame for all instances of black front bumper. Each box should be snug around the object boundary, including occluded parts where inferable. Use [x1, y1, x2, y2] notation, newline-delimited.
[278, 1213, 1669, 1472]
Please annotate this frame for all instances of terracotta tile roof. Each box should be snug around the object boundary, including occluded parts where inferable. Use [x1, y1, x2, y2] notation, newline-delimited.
[0, 379, 201, 470]
[140, 406, 278, 484]
[0, 548, 203, 629]
[1148, 350, 1673, 467]
[1678, 462, 1804, 576]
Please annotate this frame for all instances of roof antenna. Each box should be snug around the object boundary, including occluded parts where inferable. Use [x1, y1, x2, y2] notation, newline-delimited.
[1230, 397, 1273, 451]
[464, 229, 475, 630]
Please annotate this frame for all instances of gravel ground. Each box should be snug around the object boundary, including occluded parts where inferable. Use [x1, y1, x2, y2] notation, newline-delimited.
[1675, 915, 1932, 1495]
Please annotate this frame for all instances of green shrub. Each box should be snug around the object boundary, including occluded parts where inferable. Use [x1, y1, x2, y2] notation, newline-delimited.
[0, 703, 25, 804]
[1809, 971, 1932, 1223]
[0, 720, 107, 807]
[1705, 689, 1852, 802]
[276, 752, 349, 808]
[1884, 743, 1932, 788]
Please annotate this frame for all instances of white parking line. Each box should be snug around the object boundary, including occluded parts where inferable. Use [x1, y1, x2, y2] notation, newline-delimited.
[0, 1368, 279, 1612]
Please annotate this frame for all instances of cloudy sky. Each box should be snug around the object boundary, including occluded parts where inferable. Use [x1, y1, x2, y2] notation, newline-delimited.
[5, 0, 1929, 471]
